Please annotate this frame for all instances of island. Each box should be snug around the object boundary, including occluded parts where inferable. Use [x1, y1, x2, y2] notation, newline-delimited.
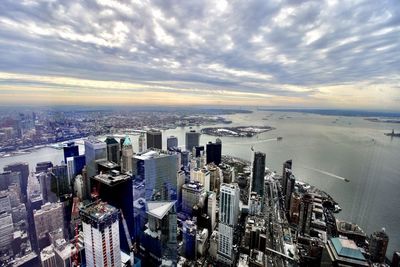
[201, 126, 275, 137]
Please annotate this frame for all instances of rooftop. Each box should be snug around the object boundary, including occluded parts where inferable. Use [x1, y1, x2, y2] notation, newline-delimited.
[146, 201, 176, 220]
[331, 237, 366, 261]
[80, 201, 119, 222]
[93, 171, 131, 186]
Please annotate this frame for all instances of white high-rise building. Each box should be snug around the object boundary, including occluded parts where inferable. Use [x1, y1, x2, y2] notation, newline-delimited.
[66, 157, 75, 184]
[190, 168, 210, 191]
[218, 183, 240, 265]
[80, 202, 121, 267]
[207, 192, 217, 230]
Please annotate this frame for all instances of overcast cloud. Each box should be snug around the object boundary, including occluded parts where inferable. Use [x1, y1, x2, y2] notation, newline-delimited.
[0, 0, 399, 108]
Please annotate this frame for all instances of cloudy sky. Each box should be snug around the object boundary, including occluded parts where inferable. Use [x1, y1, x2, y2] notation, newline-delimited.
[0, 0, 399, 109]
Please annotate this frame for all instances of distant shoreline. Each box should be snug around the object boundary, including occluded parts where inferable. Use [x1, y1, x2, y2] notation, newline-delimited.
[259, 108, 400, 118]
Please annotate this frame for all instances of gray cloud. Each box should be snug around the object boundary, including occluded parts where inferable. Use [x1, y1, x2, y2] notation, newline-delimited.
[0, 0, 399, 101]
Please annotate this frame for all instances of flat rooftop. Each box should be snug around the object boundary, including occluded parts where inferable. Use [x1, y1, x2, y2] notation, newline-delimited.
[80, 201, 118, 222]
[93, 172, 131, 186]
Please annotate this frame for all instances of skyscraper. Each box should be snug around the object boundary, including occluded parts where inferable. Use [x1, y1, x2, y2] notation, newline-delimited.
[132, 150, 178, 201]
[206, 139, 222, 165]
[186, 130, 200, 151]
[91, 171, 133, 253]
[105, 136, 120, 164]
[33, 202, 64, 250]
[218, 183, 240, 265]
[369, 228, 389, 263]
[84, 137, 107, 178]
[251, 152, 266, 197]
[121, 136, 133, 173]
[4, 162, 29, 202]
[138, 132, 146, 153]
[63, 142, 79, 164]
[285, 172, 296, 212]
[146, 130, 162, 149]
[80, 201, 121, 267]
[298, 193, 313, 235]
[167, 136, 178, 150]
[282, 159, 292, 198]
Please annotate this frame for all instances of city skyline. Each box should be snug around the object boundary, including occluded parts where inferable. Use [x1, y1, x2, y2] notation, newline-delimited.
[0, 0, 399, 109]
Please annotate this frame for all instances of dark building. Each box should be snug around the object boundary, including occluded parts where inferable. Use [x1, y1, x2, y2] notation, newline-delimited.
[35, 161, 53, 173]
[285, 172, 296, 212]
[194, 145, 204, 158]
[50, 164, 71, 198]
[185, 130, 200, 151]
[181, 150, 190, 168]
[299, 193, 313, 236]
[0, 171, 20, 191]
[251, 152, 266, 197]
[167, 136, 178, 150]
[91, 171, 134, 254]
[369, 228, 389, 263]
[392, 251, 400, 267]
[282, 160, 292, 197]
[4, 162, 29, 202]
[206, 139, 222, 165]
[73, 155, 86, 175]
[105, 136, 120, 164]
[63, 142, 79, 163]
[146, 130, 162, 149]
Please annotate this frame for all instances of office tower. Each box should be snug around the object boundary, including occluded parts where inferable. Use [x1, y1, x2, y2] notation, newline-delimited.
[84, 137, 107, 178]
[392, 251, 400, 267]
[121, 136, 133, 173]
[218, 183, 240, 265]
[73, 155, 86, 175]
[146, 130, 162, 149]
[282, 160, 292, 197]
[249, 192, 262, 216]
[181, 150, 190, 168]
[63, 142, 79, 163]
[91, 171, 133, 253]
[36, 161, 53, 173]
[167, 136, 178, 150]
[33, 202, 64, 250]
[0, 171, 21, 191]
[177, 170, 185, 211]
[323, 237, 368, 266]
[298, 193, 313, 235]
[132, 150, 178, 201]
[0, 212, 14, 253]
[251, 152, 265, 197]
[206, 139, 222, 165]
[285, 172, 296, 211]
[289, 192, 301, 224]
[50, 165, 71, 198]
[186, 130, 200, 151]
[194, 145, 204, 158]
[369, 228, 389, 263]
[207, 192, 217, 230]
[80, 202, 121, 267]
[105, 136, 120, 164]
[208, 163, 222, 192]
[66, 157, 75, 185]
[183, 220, 197, 260]
[37, 172, 57, 203]
[4, 162, 29, 202]
[40, 245, 57, 267]
[138, 132, 146, 153]
[190, 167, 211, 191]
[142, 201, 177, 265]
[182, 181, 206, 215]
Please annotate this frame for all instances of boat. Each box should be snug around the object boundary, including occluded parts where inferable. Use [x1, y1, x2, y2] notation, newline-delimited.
[385, 129, 400, 137]
[277, 137, 283, 141]
[344, 178, 350, 182]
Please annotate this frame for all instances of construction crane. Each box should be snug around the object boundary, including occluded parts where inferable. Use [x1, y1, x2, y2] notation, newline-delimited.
[121, 209, 136, 266]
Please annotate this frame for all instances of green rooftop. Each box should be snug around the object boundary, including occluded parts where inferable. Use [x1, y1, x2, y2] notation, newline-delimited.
[331, 238, 366, 261]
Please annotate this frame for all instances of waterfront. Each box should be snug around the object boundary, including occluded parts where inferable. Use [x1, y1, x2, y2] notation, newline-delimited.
[0, 110, 399, 256]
